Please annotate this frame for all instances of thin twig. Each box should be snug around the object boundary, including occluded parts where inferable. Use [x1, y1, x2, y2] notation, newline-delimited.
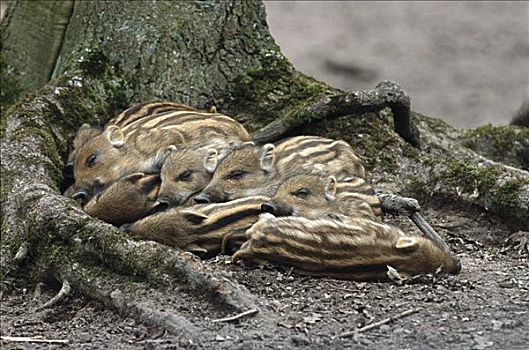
[1, 336, 69, 344]
[35, 279, 71, 311]
[339, 307, 421, 338]
[212, 308, 258, 323]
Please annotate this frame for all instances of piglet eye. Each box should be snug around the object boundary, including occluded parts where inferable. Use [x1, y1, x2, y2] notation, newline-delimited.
[292, 188, 310, 199]
[86, 154, 98, 168]
[226, 170, 246, 180]
[177, 170, 193, 182]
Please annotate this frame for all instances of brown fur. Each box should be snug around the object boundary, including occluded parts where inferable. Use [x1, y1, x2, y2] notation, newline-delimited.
[108, 101, 201, 128]
[265, 174, 382, 220]
[233, 214, 461, 280]
[126, 196, 269, 257]
[67, 102, 186, 169]
[197, 136, 366, 203]
[73, 104, 251, 199]
[66, 124, 102, 167]
[83, 173, 161, 226]
[157, 146, 226, 208]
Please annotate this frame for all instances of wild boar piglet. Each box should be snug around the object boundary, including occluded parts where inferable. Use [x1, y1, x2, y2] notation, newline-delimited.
[261, 173, 382, 221]
[83, 172, 161, 226]
[233, 214, 461, 281]
[195, 136, 366, 203]
[125, 196, 270, 257]
[72, 104, 250, 202]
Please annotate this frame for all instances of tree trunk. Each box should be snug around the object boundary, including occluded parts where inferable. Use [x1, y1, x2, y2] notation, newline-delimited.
[1, 0, 528, 343]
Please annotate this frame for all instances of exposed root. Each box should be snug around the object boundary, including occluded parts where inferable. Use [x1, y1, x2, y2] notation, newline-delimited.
[35, 279, 71, 311]
[54, 257, 199, 339]
[212, 308, 259, 323]
[252, 80, 419, 146]
[15, 185, 262, 315]
[378, 194, 421, 216]
[378, 193, 452, 254]
[79, 222, 261, 314]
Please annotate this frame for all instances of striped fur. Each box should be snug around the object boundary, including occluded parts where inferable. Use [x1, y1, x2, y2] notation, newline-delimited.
[108, 101, 201, 128]
[126, 196, 269, 257]
[83, 172, 161, 226]
[232, 214, 461, 280]
[67, 102, 188, 168]
[72, 103, 251, 199]
[197, 136, 366, 203]
[264, 174, 382, 221]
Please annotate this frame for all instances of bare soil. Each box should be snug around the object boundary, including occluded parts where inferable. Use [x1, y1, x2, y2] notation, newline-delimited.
[2, 201, 528, 349]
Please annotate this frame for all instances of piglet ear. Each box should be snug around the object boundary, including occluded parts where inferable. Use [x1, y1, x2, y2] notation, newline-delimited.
[204, 149, 219, 174]
[123, 172, 146, 183]
[181, 210, 208, 225]
[105, 125, 125, 147]
[138, 174, 161, 199]
[260, 144, 276, 173]
[324, 176, 337, 200]
[186, 243, 209, 255]
[161, 145, 178, 162]
[396, 237, 419, 252]
[74, 124, 101, 147]
[166, 145, 178, 153]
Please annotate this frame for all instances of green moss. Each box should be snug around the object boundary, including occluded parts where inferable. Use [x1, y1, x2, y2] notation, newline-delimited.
[0, 167, 16, 205]
[12, 127, 63, 187]
[461, 124, 529, 170]
[463, 124, 518, 150]
[419, 114, 458, 134]
[230, 47, 330, 131]
[491, 178, 528, 215]
[441, 159, 500, 195]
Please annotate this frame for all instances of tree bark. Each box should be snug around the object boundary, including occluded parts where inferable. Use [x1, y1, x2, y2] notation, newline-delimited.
[1, 0, 528, 337]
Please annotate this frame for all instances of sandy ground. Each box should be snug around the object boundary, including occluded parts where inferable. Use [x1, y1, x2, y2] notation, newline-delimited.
[264, 1, 529, 129]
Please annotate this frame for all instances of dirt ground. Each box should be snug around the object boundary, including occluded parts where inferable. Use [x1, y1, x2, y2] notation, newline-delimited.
[2, 201, 528, 349]
[2, 2, 529, 350]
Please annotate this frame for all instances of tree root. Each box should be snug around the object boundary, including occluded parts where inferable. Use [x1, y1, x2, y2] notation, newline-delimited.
[14, 184, 262, 315]
[378, 194, 452, 253]
[252, 80, 419, 146]
[52, 258, 199, 339]
[35, 279, 71, 311]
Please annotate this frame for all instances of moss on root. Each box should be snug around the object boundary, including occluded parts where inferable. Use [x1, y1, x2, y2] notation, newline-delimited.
[229, 47, 331, 131]
[11, 127, 64, 187]
[0, 167, 16, 206]
[491, 177, 529, 217]
[461, 124, 529, 170]
[441, 159, 501, 195]
[432, 159, 528, 224]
